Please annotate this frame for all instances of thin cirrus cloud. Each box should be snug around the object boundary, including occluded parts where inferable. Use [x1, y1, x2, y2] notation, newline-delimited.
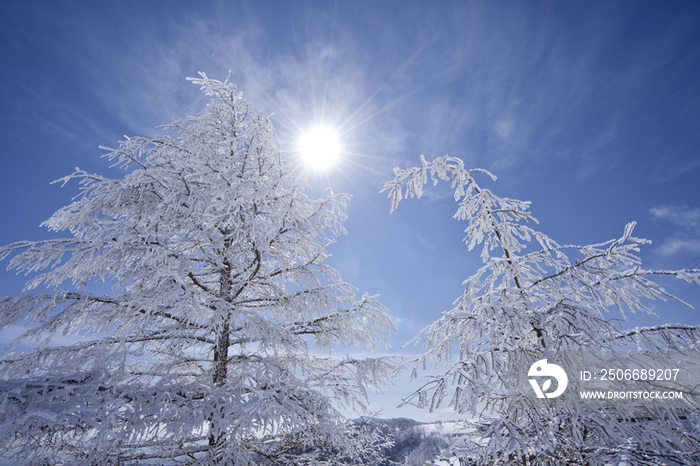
[650, 205, 700, 257]
[7, 1, 695, 187]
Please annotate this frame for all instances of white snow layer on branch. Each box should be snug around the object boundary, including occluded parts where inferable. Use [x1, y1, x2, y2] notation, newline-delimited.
[382, 154, 700, 466]
[0, 73, 398, 465]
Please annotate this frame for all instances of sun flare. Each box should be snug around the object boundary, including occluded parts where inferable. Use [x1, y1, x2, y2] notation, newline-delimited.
[298, 126, 341, 171]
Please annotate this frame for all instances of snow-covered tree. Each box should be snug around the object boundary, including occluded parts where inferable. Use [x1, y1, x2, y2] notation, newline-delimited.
[383, 155, 700, 465]
[0, 73, 397, 465]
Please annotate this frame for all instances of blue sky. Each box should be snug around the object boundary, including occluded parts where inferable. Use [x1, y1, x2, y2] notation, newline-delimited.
[1, 1, 700, 421]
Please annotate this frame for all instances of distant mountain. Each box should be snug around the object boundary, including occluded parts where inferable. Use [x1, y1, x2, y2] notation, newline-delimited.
[355, 417, 449, 465]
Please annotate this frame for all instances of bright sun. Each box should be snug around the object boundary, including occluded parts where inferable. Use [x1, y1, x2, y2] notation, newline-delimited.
[298, 126, 341, 171]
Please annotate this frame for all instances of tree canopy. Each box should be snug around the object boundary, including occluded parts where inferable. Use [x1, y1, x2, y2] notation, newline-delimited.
[0, 74, 396, 465]
[384, 155, 700, 465]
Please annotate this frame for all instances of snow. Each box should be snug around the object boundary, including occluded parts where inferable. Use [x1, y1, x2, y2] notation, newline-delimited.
[383, 155, 700, 465]
[0, 75, 398, 465]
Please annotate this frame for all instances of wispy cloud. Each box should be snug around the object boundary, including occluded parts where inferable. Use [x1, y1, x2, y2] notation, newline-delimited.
[650, 205, 700, 229]
[652, 156, 700, 184]
[650, 205, 700, 257]
[656, 238, 700, 257]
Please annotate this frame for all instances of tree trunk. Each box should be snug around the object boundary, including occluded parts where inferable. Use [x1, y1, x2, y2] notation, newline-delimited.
[209, 258, 232, 453]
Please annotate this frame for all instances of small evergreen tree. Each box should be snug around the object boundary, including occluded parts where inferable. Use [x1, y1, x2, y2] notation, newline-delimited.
[0, 74, 396, 465]
[383, 155, 700, 465]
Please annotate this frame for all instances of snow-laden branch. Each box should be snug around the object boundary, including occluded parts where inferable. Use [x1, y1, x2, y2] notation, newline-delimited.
[385, 154, 700, 465]
[0, 75, 398, 465]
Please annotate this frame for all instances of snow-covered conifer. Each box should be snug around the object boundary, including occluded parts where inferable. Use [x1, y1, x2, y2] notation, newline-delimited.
[0, 73, 396, 465]
[383, 155, 700, 465]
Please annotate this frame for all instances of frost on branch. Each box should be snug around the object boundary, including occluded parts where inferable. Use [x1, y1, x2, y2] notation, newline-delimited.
[382, 155, 700, 465]
[0, 73, 398, 465]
